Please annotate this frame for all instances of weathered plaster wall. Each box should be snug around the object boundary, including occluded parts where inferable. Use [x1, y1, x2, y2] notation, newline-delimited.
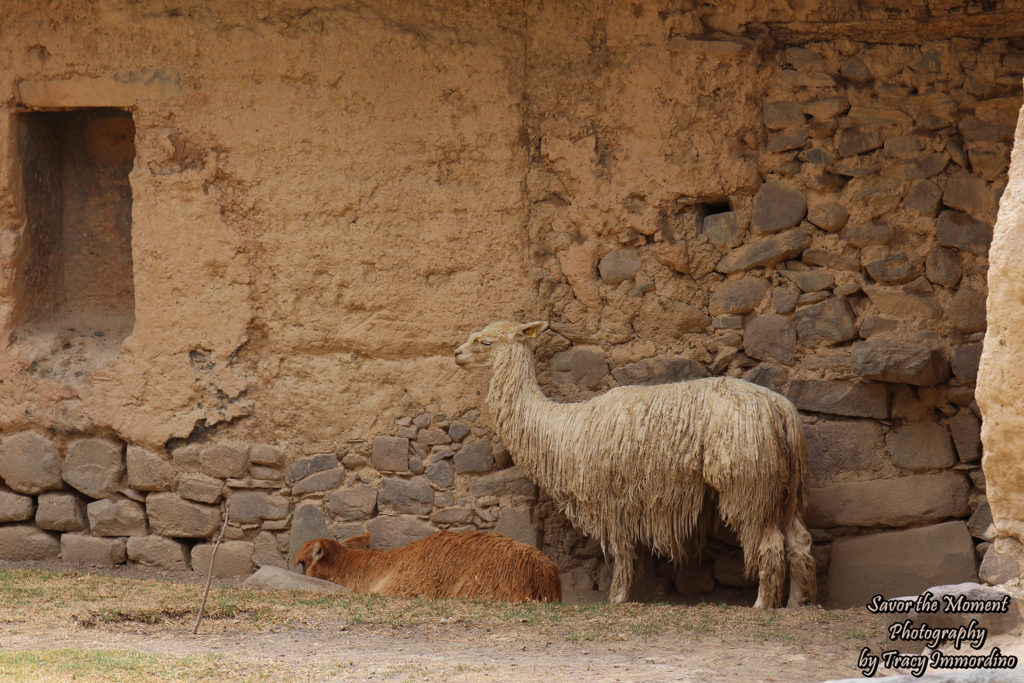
[0, 1, 533, 451]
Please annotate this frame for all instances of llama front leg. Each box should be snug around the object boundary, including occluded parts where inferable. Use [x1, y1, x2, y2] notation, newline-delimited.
[607, 541, 637, 604]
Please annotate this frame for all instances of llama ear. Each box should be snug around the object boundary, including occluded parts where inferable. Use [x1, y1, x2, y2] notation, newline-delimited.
[515, 321, 549, 340]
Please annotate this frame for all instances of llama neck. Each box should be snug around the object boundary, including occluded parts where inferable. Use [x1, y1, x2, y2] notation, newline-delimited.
[487, 342, 553, 474]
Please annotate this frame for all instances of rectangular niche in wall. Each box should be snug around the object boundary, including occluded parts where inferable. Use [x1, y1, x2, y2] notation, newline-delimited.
[14, 108, 136, 348]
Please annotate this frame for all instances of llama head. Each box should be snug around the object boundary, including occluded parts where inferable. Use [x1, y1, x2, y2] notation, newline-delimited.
[294, 537, 335, 575]
[455, 320, 549, 368]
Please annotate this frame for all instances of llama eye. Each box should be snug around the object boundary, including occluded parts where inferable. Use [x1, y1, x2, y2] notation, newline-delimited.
[481, 341, 491, 346]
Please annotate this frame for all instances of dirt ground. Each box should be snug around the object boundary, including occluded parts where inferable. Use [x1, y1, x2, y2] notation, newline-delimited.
[0, 559, 896, 682]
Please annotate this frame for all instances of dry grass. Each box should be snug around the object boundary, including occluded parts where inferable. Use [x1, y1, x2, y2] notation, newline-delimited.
[0, 566, 890, 681]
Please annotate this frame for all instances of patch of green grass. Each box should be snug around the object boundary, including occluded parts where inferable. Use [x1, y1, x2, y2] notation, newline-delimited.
[0, 649, 261, 681]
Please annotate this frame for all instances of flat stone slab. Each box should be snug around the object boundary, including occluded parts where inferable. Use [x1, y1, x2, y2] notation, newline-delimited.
[827, 521, 976, 608]
[244, 565, 353, 595]
[808, 472, 970, 528]
[907, 582, 1023, 635]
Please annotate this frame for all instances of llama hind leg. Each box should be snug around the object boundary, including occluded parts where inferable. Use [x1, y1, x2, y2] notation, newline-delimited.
[607, 540, 637, 604]
[785, 516, 816, 607]
[751, 525, 786, 609]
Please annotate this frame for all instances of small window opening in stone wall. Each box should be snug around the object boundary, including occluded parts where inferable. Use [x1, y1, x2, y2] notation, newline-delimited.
[700, 200, 732, 216]
[12, 108, 135, 367]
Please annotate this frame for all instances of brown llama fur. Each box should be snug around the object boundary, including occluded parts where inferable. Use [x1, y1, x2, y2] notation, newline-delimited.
[454, 320, 817, 608]
[294, 530, 562, 602]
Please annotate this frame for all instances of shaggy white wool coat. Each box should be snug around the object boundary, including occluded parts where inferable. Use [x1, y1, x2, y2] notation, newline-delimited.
[456, 321, 816, 608]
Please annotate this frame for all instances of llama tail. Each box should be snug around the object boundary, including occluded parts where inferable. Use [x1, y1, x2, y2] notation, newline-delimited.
[780, 401, 816, 606]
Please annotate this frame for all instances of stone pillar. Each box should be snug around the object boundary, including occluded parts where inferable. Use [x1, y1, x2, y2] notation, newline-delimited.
[976, 89, 1024, 580]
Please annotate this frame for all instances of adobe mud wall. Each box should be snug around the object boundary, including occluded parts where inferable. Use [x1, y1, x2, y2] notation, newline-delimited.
[0, 1, 1022, 605]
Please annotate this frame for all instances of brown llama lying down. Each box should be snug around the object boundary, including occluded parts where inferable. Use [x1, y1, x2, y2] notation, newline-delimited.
[294, 530, 563, 602]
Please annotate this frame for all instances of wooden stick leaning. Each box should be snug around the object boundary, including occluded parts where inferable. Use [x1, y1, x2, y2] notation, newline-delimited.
[193, 500, 230, 636]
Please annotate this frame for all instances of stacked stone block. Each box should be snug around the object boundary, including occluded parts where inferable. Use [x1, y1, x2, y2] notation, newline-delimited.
[524, 39, 1020, 603]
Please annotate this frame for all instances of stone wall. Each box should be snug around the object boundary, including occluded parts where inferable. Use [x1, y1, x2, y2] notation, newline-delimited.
[0, 2, 1023, 605]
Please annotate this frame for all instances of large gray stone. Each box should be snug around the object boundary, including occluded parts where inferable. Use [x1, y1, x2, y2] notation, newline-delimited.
[495, 505, 538, 547]
[767, 130, 808, 154]
[366, 515, 436, 550]
[454, 439, 494, 473]
[328, 483, 378, 520]
[948, 287, 987, 333]
[598, 248, 641, 285]
[886, 422, 956, 471]
[909, 583, 1022, 635]
[936, 210, 993, 255]
[904, 178, 942, 216]
[249, 444, 285, 467]
[979, 542, 1024, 585]
[751, 182, 806, 234]
[806, 203, 849, 232]
[126, 535, 190, 570]
[35, 491, 89, 531]
[805, 420, 886, 485]
[0, 525, 60, 560]
[808, 472, 970, 527]
[416, 429, 451, 446]
[948, 414, 981, 463]
[0, 488, 36, 522]
[430, 506, 475, 525]
[63, 438, 125, 499]
[0, 431, 63, 495]
[702, 211, 743, 249]
[291, 468, 343, 495]
[841, 220, 892, 247]
[469, 466, 538, 499]
[371, 436, 410, 473]
[253, 530, 287, 568]
[795, 297, 856, 347]
[835, 128, 881, 157]
[612, 357, 709, 386]
[191, 540, 254, 578]
[709, 278, 769, 315]
[743, 315, 796, 365]
[944, 170, 995, 220]
[288, 504, 333, 565]
[840, 57, 872, 82]
[126, 446, 176, 492]
[87, 496, 147, 537]
[742, 364, 789, 394]
[788, 380, 888, 418]
[865, 255, 916, 285]
[780, 269, 834, 292]
[716, 228, 811, 274]
[762, 100, 804, 129]
[968, 501, 996, 541]
[288, 454, 338, 483]
[147, 492, 222, 538]
[425, 460, 454, 489]
[550, 347, 608, 390]
[827, 522, 977, 607]
[864, 286, 942, 320]
[849, 340, 949, 386]
[925, 246, 962, 286]
[177, 473, 224, 504]
[378, 477, 434, 516]
[201, 444, 249, 479]
[61, 534, 126, 567]
[229, 491, 289, 524]
[244, 565, 353, 594]
[898, 152, 948, 179]
[952, 342, 983, 383]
